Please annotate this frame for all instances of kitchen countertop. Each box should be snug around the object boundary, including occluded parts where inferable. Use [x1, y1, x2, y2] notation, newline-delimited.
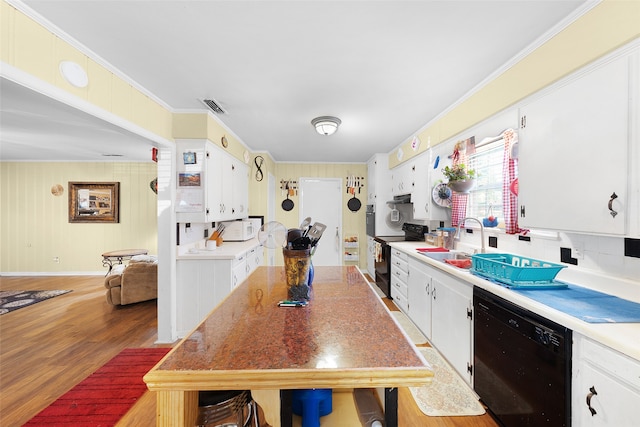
[176, 237, 261, 260]
[389, 241, 640, 362]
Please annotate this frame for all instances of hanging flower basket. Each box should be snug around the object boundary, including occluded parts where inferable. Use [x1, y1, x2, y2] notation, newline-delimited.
[447, 179, 476, 194]
[442, 164, 476, 194]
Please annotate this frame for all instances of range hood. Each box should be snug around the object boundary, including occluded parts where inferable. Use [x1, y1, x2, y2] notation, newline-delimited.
[387, 194, 411, 204]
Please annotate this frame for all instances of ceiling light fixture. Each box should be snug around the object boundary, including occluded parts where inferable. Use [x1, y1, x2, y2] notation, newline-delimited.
[311, 116, 341, 136]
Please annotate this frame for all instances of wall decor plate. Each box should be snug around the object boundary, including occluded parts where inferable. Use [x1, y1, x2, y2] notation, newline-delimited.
[432, 183, 452, 207]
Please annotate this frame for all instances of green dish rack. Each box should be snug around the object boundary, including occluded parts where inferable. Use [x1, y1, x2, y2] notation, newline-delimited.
[471, 253, 567, 287]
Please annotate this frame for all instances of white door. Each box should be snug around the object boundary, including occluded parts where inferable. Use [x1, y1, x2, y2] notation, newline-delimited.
[299, 178, 342, 266]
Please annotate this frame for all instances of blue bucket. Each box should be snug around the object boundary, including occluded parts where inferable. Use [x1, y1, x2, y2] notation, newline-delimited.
[292, 389, 332, 427]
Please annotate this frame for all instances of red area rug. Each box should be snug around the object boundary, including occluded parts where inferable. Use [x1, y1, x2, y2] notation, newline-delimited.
[24, 347, 170, 426]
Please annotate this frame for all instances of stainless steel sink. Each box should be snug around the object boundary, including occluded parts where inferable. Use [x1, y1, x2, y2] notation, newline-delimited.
[417, 250, 472, 263]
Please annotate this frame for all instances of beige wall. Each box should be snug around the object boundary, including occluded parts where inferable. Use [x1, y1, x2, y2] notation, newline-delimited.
[272, 163, 368, 268]
[388, 0, 640, 168]
[0, 162, 158, 273]
[1, 1, 173, 140]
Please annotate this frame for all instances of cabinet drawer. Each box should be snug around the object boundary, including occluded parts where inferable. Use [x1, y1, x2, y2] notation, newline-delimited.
[577, 335, 640, 390]
[391, 286, 408, 312]
[391, 274, 408, 298]
[391, 249, 408, 262]
[391, 264, 408, 284]
[391, 252, 408, 273]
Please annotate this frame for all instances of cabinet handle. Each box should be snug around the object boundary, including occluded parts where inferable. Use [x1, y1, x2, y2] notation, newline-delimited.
[586, 386, 598, 416]
[608, 192, 618, 218]
[520, 205, 526, 217]
[432, 287, 436, 300]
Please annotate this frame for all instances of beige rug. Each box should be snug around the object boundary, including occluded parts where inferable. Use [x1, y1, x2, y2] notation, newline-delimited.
[410, 348, 486, 417]
[391, 311, 428, 345]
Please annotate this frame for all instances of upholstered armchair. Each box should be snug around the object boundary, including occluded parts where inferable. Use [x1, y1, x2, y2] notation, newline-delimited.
[104, 255, 157, 305]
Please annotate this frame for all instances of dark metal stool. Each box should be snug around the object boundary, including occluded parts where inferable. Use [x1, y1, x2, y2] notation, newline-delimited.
[197, 390, 259, 427]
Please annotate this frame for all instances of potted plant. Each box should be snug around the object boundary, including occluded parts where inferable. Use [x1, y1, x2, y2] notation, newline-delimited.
[442, 163, 476, 193]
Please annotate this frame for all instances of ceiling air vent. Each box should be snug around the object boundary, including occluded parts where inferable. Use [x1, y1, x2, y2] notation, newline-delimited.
[201, 98, 226, 114]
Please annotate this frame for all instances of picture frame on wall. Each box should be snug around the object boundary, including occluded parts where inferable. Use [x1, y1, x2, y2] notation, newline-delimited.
[178, 172, 202, 187]
[183, 151, 197, 164]
[68, 182, 120, 223]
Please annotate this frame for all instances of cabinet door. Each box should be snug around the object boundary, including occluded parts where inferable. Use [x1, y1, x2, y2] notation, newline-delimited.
[572, 334, 640, 426]
[231, 158, 249, 218]
[411, 153, 430, 220]
[413, 145, 451, 221]
[573, 360, 640, 426]
[176, 259, 217, 336]
[392, 161, 414, 196]
[367, 157, 377, 204]
[232, 253, 247, 289]
[431, 271, 473, 384]
[207, 145, 225, 221]
[407, 258, 432, 339]
[518, 55, 630, 234]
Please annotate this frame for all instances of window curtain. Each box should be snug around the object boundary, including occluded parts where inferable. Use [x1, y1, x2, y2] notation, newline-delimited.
[502, 129, 526, 234]
[450, 141, 470, 227]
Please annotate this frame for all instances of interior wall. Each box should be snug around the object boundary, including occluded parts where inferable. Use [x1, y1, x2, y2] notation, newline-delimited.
[1, 1, 173, 140]
[274, 162, 367, 269]
[0, 162, 158, 273]
[388, 0, 640, 168]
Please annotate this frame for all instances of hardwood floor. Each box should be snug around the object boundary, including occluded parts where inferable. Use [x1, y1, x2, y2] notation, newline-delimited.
[0, 275, 498, 427]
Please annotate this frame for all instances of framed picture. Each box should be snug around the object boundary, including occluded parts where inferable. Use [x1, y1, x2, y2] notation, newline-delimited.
[68, 182, 120, 223]
[183, 151, 197, 164]
[178, 172, 202, 187]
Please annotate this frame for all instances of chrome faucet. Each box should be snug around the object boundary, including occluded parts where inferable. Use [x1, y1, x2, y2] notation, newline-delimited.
[456, 217, 486, 254]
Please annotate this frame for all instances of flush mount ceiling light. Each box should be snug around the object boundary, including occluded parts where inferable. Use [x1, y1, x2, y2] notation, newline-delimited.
[311, 116, 341, 136]
[59, 61, 88, 88]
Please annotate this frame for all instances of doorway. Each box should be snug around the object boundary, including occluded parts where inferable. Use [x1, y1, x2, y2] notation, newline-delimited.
[299, 178, 342, 266]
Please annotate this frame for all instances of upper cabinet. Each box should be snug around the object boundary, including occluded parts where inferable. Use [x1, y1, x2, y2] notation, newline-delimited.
[518, 46, 638, 235]
[412, 144, 451, 221]
[176, 139, 249, 223]
[391, 160, 415, 196]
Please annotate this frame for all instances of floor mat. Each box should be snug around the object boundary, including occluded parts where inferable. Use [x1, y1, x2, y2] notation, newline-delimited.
[410, 348, 486, 417]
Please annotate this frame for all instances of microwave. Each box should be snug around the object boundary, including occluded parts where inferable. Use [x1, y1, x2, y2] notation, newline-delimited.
[219, 219, 259, 241]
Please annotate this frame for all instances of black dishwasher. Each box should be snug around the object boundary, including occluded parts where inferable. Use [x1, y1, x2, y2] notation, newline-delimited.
[474, 287, 572, 427]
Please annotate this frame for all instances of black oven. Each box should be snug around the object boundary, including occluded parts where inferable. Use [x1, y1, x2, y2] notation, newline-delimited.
[374, 223, 428, 299]
[366, 205, 375, 237]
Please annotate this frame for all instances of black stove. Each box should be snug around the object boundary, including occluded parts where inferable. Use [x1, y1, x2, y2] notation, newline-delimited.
[373, 223, 428, 298]
[402, 223, 430, 241]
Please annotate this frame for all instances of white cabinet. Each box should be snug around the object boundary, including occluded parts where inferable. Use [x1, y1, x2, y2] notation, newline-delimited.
[176, 139, 249, 223]
[429, 265, 473, 385]
[391, 161, 415, 196]
[518, 51, 633, 235]
[412, 144, 451, 221]
[176, 244, 263, 337]
[390, 249, 409, 313]
[401, 251, 473, 385]
[572, 333, 640, 427]
[216, 150, 249, 221]
[176, 139, 218, 223]
[227, 153, 249, 220]
[407, 257, 432, 339]
[175, 259, 225, 336]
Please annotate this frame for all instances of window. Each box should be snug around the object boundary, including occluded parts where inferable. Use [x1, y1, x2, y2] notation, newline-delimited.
[466, 140, 505, 224]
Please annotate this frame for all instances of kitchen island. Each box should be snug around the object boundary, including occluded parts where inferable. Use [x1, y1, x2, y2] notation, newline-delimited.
[143, 265, 432, 426]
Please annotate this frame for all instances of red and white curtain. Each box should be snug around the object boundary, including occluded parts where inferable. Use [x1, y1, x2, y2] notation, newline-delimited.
[502, 129, 527, 234]
[450, 142, 469, 227]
